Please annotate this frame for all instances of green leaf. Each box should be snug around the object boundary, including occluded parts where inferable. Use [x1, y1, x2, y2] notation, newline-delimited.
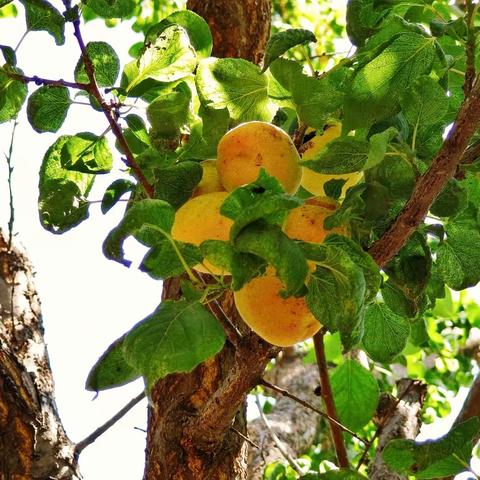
[103, 199, 175, 267]
[0, 2, 17, 17]
[196, 57, 276, 123]
[235, 221, 308, 296]
[20, 0, 65, 45]
[437, 223, 480, 290]
[400, 76, 448, 128]
[146, 10, 213, 59]
[200, 240, 266, 290]
[323, 234, 381, 303]
[383, 418, 480, 478]
[74, 41, 120, 87]
[330, 359, 379, 432]
[346, 0, 383, 47]
[101, 179, 135, 214]
[363, 303, 410, 362]
[262, 28, 317, 72]
[123, 299, 225, 384]
[27, 85, 70, 133]
[0, 45, 16, 65]
[85, 0, 135, 18]
[344, 33, 436, 130]
[153, 161, 202, 209]
[85, 335, 139, 391]
[0, 65, 27, 123]
[147, 82, 191, 137]
[61, 132, 113, 174]
[122, 25, 196, 94]
[306, 471, 368, 479]
[430, 179, 467, 218]
[365, 127, 398, 169]
[305, 244, 366, 350]
[38, 136, 95, 233]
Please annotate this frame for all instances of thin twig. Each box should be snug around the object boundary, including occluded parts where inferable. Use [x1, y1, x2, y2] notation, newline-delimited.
[260, 379, 367, 445]
[5, 120, 17, 250]
[75, 391, 146, 455]
[356, 379, 418, 471]
[255, 395, 305, 476]
[4, 70, 89, 91]
[313, 329, 349, 468]
[292, 121, 308, 151]
[63, 0, 154, 198]
[463, 0, 477, 97]
[230, 425, 259, 449]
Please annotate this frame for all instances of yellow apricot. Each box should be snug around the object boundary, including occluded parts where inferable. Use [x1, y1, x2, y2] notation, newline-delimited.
[171, 191, 232, 275]
[234, 269, 321, 346]
[300, 124, 362, 197]
[217, 121, 302, 194]
[192, 159, 225, 197]
[284, 197, 346, 243]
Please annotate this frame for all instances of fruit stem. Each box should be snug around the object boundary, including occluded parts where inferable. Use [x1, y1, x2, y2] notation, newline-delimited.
[313, 329, 350, 469]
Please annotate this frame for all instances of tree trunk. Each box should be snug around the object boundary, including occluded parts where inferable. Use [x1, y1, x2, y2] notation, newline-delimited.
[143, 4, 273, 478]
[0, 231, 79, 480]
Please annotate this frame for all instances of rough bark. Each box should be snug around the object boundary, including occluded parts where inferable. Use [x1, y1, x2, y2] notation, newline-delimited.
[186, 0, 272, 65]
[0, 231, 79, 480]
[247, 352, 321, 479]
[369, 379, 427, 480]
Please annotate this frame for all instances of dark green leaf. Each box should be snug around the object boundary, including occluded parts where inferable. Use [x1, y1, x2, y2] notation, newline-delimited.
[20, 0, 65, 45]
[61, 132, 113, 174]
[263, 28, 317, 72]
[430, 179, 467, 218]
[363, 303, 410, 362]
[38, 136, 94, 233]
[346, 0, 383, 47]
[0, 65, 27, 123]
[75, 41, 120, 87]
[27, 85, 70, 133]
[0, 45, 15, 65]
[86, 335, 139, 391]
[101, 179, 135, 214]
[196, 57, 276, 123]
[123, 299, 225, 383]
[85, 0, 135, 18]
[146, 10, 213, 59]
[235, 221, 308, 296]
[330, 359, 379, 431]
[344, 33, 436, 130]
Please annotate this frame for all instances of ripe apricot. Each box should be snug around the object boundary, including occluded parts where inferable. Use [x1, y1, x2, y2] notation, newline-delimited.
[284, 197, 346, 243]
[192, 159, 225, 197]
[300, 124, 362, 197]
[217, 121, 302, 194]
[171, 191, 232, 274]
[234, 269, 321, 346]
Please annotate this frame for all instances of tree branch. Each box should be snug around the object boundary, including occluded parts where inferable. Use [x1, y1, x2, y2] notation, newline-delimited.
[4, 70, 89, 90]
[313, 330, 349, 468]
[463, 0, 477, 97]
[74, 391, 146, 455]
[369, 75, 480, 267]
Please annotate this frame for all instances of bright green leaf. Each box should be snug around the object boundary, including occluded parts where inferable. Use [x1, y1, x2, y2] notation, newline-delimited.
[85, 0, 135, 18]
[0, 65, 27, 123]
[20, 0, 65, 45]
[75, 41, 120, 87]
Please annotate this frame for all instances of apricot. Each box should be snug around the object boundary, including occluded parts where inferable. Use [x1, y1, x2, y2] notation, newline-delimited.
[284, 197, 346, 243]
[217, 121, 302, 194]
[171, 191, 233, 274]
[300, 124, 362, 197]
[192, 159, 225, 197]
[234, 268, 321, 346]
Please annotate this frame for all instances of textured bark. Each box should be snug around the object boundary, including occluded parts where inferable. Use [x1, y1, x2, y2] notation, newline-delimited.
[369, 379, 427, 480]
[186, 0, 272, 65]
[247, 353, 321, 479]
[0, 231, 79, 480]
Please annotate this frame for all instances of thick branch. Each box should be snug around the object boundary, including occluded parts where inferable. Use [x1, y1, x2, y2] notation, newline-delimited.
[463, 0, 476, 97]
[369, 76, 480, 267]
[313, 330, 349, 468]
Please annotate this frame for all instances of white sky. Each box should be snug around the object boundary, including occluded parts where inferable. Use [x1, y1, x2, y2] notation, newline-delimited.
[0, 4, 478, 480]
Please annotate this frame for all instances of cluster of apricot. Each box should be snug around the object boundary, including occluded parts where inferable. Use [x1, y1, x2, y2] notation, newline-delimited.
[172, 121, 360, 346]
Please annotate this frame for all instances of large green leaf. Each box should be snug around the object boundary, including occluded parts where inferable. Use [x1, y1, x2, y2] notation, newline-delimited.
[123, 299, 225, 384]
[363, 303, 410, 362]
[344, 32, 436, 130]
[196, 57, 277, 123]
[20, 0, 64, 45]
[38, 136, 95, 233]
[122, 25, 197, 94]
[85, 0, 135, 18]
[330, 359, 379, 432]
[86, 335, 139, 392]
[75, 41, 120, 87]
[61, 132, 113, 174]
[27, 85, 70, 133]
[0, 65, 27, 123]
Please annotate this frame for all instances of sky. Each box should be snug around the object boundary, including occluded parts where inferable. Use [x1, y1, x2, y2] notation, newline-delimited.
[0, 2, 479, 479]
